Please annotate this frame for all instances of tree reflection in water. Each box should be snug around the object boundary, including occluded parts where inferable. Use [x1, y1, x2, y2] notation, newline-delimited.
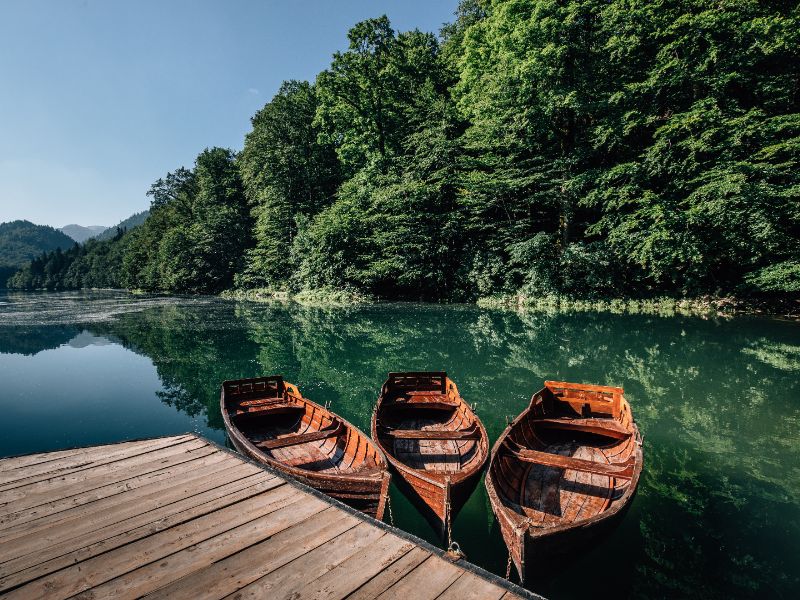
[14, 299, 795, 599]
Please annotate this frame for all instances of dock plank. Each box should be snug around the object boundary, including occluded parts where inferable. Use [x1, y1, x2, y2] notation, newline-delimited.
[0, 449, 233, 531]
[345, 547, 431, 600]
[4, 487, 314, 600]
[0, 435, 194, 476]
[223, 522, 387, 599]
[290, 530, 416, 599]
[0, 438, 211, 507]
[0, 451, 238, 538]
[141, 505, 358, 599]
[68, 489, 320, 600]
[0, 434, 537, 600]
[375, 556, 463, 599]
[0, 459, 260, 563]
[436, 572, 509, 600]
[0, 435, 198, 490]
[0, 474, 281, 591]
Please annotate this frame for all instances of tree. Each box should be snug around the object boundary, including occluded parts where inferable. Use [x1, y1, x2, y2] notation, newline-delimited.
[315, 16, 443, 177]
[237, 81, 340, 288]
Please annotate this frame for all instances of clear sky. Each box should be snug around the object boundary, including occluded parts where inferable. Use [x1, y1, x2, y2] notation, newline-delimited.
[0, 0, 458, 228]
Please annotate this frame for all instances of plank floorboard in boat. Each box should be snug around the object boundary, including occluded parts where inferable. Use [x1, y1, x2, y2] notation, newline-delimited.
[0, 434, 538, 600]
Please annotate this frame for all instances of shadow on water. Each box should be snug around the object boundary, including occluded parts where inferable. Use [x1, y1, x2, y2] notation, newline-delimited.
[0, 291, 798, 599]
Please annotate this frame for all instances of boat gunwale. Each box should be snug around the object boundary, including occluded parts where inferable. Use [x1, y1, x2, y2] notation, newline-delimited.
[486, 383, 643, 540]
[371, 373, 489, 487]
[220, 377, 389, 486]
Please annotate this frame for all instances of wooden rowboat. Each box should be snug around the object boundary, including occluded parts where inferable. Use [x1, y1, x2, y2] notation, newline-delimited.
[486, 381, 643, 583]
[371, 372, 489, 542]
[221, 375, 390, 519]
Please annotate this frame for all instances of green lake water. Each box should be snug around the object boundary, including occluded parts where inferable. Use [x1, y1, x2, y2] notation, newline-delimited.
[0, 291, 798, 599]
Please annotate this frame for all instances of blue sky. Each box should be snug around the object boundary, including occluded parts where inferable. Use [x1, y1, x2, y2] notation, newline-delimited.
[0, 0, 458, 228]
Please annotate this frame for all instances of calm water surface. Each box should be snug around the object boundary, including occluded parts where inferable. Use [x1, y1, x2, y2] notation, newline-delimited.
[0, 291, 798, 599]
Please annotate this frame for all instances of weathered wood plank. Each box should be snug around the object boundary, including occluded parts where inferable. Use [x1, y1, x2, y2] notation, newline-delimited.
[0, 435, 193, 474]
[141, 506, 359, 600]
[345, 546, 431, 600]
[0, 436, 534, 600]
[289, 530, 416, 599]
[0, 436, 198, 490]
[0, 464, 262, 563]
[221, 522, 386, 599]
[375, 555, 463, 600]
[0, 473, 281, 591]
[3, 486, 316, 600]
[67, 489, 324, 600]
[436, 572, 511, 600]
[0, 450, 234, 534]
[0, 438, 211, 508]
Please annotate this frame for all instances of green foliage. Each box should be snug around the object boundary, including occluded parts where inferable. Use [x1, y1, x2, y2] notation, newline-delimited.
[121, 147, 252, 293]
[0, 220, 75, 284]
[237, 81, 339, 289]
[7, 3, 797, 303]
[7, 229, 126, 290]
[315, 16, 445, 176]
[744, 261, 800, 294]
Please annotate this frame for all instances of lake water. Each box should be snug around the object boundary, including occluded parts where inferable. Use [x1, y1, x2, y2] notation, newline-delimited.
[0, 291, 798, 599]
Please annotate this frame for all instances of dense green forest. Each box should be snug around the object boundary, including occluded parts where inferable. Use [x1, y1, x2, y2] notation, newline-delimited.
[0, 220, 75, 287]
[8, 0, 799, 300]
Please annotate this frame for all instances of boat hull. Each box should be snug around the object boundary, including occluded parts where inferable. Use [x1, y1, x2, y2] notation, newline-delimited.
[222, 375, 390, 520]
[226, 429, 390, 519]
[486, 380, 643, 584]
[372, 372, 489, 542]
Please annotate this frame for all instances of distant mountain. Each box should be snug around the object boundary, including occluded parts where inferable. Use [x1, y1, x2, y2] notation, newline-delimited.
[61, 224, 108, 243]
[94, 210, 150, 241]
[0, 220, 75, 287]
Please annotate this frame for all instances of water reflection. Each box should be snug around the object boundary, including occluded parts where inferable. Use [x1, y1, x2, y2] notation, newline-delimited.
[0, 293, 797, 599]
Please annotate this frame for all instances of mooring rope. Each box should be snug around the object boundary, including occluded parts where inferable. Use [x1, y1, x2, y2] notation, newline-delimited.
[385, 493, 394, 526]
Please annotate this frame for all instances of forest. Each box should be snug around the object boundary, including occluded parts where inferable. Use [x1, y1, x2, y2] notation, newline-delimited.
[0, 220, 75, 287]
[7, 0, 799, 302]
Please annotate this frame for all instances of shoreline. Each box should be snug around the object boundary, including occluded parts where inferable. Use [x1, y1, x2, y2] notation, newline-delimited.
[3, 286, 796, 319]
[476, 294, 799, 319]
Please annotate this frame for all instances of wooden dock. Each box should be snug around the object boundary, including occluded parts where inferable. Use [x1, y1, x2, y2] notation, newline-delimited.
[0, 434, 539, 599]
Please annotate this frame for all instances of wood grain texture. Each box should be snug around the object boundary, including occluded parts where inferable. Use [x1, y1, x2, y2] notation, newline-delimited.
[372, 372, 489, 540]
[0, 434, 535, 600]
[221, 375, 390, 519]
[485, 381, 644, 584]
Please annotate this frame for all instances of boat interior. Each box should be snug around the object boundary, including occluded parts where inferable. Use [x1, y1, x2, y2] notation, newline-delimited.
[224, 376, 384, 476]
[492, 381, 638, 528]
[377, 373, 484, 475]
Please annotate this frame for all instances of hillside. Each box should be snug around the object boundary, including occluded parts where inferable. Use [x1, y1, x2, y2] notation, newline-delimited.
[61, 224, 108, 243]
[0, 220, 75, 287]
[94, 210, 149, 241]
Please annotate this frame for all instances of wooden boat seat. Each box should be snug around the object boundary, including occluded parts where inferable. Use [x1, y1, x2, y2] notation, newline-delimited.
[503, 440, 634, 480]
[386, 395, 461, 412]
[256, 420, 344, 450]
[230, 398, 304, 417]
[533, 417, 631, 440]
[380, 424, 480, 440]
